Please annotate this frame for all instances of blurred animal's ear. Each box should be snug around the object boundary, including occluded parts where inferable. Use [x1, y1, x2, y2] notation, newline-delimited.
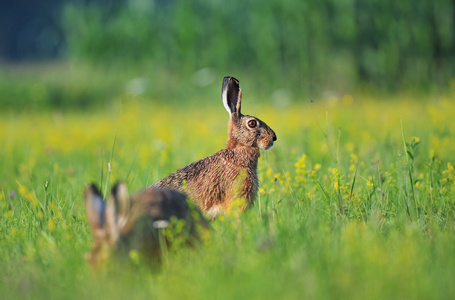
[105, 182, 130, 245]
[222, 76, 242, 115]
[84, 184, 106, 234]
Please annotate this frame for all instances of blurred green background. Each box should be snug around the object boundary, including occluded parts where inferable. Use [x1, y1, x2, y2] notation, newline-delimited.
[1, 0, 454, 110]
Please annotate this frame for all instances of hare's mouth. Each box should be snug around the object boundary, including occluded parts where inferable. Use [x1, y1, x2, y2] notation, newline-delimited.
[259, 140, 275, 150]
[259, 130, 276, 150]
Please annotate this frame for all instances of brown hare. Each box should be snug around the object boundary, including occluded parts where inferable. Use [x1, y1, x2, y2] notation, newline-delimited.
[84, 182, 209, 266]
[153, 76, 277, 219]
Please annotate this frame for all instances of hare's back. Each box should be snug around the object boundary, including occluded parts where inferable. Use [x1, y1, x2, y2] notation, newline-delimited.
[132, 187, 191, 221]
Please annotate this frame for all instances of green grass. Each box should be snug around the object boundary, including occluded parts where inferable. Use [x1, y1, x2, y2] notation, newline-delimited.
[1, 84, 455, 299]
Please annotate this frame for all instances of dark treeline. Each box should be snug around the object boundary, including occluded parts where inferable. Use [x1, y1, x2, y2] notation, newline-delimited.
[0, 0, 66, 60]
[1, 0, 455, 94]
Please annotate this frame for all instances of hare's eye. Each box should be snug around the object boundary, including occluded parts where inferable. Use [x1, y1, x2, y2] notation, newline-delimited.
[247, 120, 257, 128]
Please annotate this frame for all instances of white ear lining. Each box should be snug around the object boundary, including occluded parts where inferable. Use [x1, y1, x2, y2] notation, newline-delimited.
[222, 85, 231, 115]
[115, 182, 130, 217]
[106, 182, 131, 245]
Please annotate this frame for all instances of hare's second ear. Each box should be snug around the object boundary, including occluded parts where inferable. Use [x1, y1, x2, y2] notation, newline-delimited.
[105, 182, 130, 245]
[84, 184, 106, 233]
[222, 76, 242, 115]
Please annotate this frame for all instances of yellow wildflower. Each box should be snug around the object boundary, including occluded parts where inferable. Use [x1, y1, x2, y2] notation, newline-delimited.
[49, 202, 58, 212]
[19, 186, 27, 197]
[47, 218, 56, 231]
[367, 181, 374, 192]
[412, 137, 421, 144]
[350, 153, 358, 163]
[349, 164, 356, 173]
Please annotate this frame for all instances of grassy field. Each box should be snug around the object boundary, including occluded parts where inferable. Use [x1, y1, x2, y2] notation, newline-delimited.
[1, 87, 455, 299]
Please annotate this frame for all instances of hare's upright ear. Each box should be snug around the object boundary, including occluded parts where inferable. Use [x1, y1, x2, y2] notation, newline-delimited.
[105, 182, 130, 245]
[84, 184, 106, 234]
[222, 76, 242, 115]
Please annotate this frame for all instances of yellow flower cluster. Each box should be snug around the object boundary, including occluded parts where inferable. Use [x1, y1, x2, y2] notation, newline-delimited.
[18, 184, 39, 208]
[366, 180, 374, 191]
[442, 162, 454, 194]
[332, 168, 341, 190]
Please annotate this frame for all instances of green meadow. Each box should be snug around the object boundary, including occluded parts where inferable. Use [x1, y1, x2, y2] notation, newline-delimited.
[1, 69, 455, 299]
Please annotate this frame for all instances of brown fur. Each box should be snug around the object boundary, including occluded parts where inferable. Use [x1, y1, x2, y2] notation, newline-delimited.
[153, 76, 276, 219]
[84, 183, 209, 266]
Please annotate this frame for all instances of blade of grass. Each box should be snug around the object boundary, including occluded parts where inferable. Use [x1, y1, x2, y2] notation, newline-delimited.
[103, 132, 117, 198]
